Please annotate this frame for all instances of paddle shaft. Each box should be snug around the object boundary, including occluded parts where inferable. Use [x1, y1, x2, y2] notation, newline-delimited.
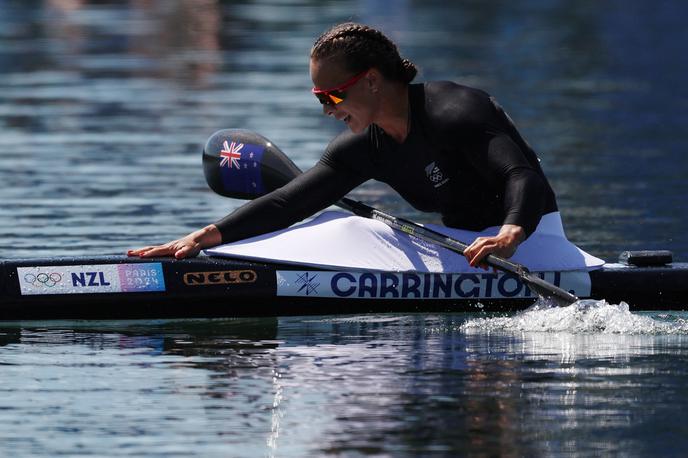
[338, 197, 579, 305]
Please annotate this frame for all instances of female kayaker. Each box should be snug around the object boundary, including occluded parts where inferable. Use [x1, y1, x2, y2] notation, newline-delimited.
[128, 22, 558, 268]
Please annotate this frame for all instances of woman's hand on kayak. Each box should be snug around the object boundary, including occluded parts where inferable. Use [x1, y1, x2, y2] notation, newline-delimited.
[464, 224, 525, 269]
[127, 225, 223, 259]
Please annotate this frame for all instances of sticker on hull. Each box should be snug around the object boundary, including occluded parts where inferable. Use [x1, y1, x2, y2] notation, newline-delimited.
[183, 269, 257, 286]
[276, 271, 591, 299]
[18, 263, 166, 295]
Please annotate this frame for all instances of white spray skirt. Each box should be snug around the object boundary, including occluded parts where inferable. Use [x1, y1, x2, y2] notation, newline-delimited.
[206, 210, 604, 273]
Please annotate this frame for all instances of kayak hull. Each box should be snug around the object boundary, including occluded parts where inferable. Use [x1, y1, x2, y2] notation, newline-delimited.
[0, 255, 686, 320]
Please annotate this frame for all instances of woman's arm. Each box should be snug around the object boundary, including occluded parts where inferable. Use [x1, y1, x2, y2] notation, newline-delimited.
[128, 161, 367, 258]
[214, 161, 366, 244]
[463, 134, 545, 268]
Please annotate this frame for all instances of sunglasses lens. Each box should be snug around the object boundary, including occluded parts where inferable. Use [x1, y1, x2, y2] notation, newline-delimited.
[314, 91, 345, 106]
[328, 91, 344, 104]
[314, 92, 333, 105]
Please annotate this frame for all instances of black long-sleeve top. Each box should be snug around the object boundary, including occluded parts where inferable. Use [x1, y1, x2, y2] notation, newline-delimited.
[215, 81, 558, 243]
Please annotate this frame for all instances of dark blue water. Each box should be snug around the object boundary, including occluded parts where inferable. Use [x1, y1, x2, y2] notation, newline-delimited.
[2, 309, 688, 456]
[1, 0, 688, 455]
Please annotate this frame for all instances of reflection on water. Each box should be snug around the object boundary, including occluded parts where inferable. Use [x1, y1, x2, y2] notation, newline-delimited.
[2, 310, 688, 456]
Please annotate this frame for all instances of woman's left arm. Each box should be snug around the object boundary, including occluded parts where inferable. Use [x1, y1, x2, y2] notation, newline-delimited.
[463, 133, 546, 268]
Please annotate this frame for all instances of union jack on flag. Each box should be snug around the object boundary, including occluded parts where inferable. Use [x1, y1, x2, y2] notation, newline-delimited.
[220, 140, 243, 169]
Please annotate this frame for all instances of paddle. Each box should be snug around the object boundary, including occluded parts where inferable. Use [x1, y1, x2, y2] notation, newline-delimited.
[202, 129, 579, 306]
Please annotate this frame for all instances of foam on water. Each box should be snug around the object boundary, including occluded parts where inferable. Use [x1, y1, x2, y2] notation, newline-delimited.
[462, 299, 688, 335]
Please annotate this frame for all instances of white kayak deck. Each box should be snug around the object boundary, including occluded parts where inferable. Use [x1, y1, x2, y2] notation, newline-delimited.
[206, 210, 604, 273]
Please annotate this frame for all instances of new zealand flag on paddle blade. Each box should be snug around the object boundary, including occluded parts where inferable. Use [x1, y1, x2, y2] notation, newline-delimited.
[218, 139, 265, 197]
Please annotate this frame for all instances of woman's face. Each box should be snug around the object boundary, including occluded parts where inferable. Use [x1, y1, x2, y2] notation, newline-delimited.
[309, 57, 378, 134]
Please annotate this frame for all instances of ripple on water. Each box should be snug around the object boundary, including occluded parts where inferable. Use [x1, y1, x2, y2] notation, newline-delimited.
[462, 299, 688, 335]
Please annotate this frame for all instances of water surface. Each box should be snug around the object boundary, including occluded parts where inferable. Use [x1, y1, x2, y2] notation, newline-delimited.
[2, 306, 688, 456]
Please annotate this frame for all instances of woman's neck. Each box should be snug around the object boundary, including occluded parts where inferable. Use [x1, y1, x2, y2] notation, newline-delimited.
[374, 84, 411, 144]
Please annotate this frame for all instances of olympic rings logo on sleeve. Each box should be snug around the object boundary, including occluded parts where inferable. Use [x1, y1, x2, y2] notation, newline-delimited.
[23, 272, 62, 288]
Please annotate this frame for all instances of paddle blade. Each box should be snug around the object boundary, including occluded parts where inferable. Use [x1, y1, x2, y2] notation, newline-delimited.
[202, 129, 302, 199]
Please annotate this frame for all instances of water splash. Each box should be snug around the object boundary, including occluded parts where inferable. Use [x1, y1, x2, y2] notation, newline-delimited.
[462, 299, 688, 335]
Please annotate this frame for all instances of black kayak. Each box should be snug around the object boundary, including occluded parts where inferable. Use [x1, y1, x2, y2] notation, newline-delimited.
[0, 250, 684, 320]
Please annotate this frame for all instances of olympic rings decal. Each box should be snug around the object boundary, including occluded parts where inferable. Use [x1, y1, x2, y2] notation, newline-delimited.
[24, 272, 62, 288]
